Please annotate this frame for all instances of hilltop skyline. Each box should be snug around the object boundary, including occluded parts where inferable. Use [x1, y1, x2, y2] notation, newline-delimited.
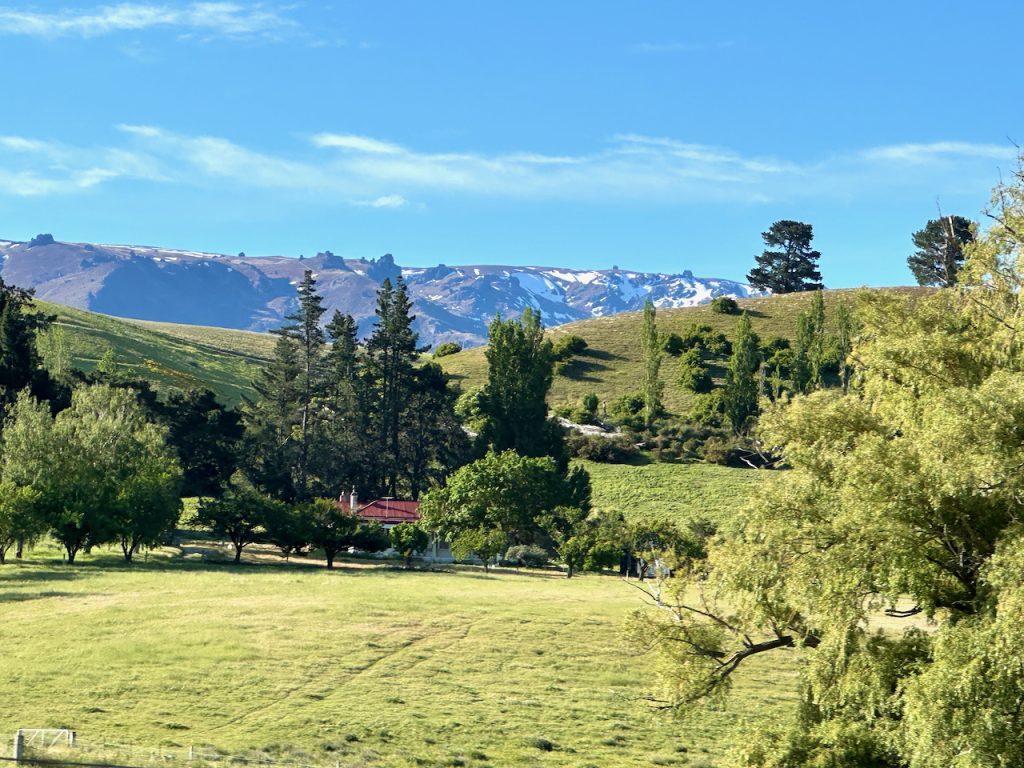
[1, 1, 1022, 287]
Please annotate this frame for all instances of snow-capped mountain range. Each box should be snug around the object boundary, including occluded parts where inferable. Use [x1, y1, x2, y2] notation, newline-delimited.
[0, 237, 760, 348]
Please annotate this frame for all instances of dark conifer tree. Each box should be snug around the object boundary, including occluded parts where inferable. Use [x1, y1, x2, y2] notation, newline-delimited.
[747, 220, 824, 294]
[365, 277, 419, 496]
[907, 215, 974, 287]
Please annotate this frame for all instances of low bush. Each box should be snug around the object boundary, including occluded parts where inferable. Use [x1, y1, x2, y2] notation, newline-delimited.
[709, 296, 740, 314]
[433, 341, 463, 358]
[505, 544, 550, 568]
[567, 432, 640, 463]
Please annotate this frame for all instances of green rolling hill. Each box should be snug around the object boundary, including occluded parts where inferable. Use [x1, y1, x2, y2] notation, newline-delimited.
[34, 300, 275, 406]
[438, 287, 927, 414]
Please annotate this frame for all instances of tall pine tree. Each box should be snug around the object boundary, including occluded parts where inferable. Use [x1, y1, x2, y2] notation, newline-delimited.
[365, 277, 419, 496]
[747, 220, 824, 294]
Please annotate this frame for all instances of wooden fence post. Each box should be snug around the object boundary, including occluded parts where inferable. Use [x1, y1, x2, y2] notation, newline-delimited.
[12, 730, 24, 761]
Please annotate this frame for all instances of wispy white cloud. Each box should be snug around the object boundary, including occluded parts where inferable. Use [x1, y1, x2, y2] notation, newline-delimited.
[860, 141, 1016, 164]
[0, 124, 1014, 206]
[357, 194, 408, 209]
[0, 2, 298, 40]
[311, 133, 405, 155]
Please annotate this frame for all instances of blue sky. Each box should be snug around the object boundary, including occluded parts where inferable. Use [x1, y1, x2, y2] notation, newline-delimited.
[0, 1, 1021, 286]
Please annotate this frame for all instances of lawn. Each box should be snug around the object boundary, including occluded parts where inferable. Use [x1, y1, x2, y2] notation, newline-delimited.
[0, 551, 799, 768]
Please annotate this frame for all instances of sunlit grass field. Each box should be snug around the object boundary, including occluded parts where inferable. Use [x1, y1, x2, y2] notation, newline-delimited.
[0, 548, 798, 768]
[33, 300, 273, 405]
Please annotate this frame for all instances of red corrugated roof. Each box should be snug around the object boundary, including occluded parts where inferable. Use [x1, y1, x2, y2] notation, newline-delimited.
[336, 498, 421, 525]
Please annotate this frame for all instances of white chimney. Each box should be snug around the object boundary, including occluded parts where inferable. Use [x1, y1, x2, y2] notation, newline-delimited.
[349, 487, 358, 513]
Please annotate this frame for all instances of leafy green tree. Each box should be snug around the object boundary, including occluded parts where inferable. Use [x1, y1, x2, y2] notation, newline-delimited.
[722, 312, 760, 432]
[630, 163, 1024, 766]
[263, 501, 311, 559]
[420, 450, 589, 569]
[2, 386, 182, 562]
[747, 220, 824, 293]
[390, 522, 429, 568]
[640, 299, 663, 430]
[304, 497, 359, 569]
[477, 309, 565, 466]
[194, 482, 280, 564]
[0, 481, 41, 563]
[352, 522, 389, 554]
[791, 289, 827, 393]
[907, 214, 975, 287]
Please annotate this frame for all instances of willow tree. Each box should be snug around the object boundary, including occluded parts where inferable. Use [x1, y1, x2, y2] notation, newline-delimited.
[629, 162, 1024, 767]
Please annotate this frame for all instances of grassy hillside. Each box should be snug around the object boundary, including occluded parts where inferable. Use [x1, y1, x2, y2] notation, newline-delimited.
[0, 555, 798, 768]
[581, 459, 774, 531]
[439, 288, 925, 414]
[34, 300, 275, 405]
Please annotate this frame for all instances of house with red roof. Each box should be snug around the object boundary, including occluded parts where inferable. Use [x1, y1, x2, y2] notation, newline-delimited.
[336, 489, 454, 562]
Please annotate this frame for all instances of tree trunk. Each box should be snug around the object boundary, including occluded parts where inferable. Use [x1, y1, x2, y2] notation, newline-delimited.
[566, 564, 574, 579]
[121, 538, 134, 563]
[15, 539, 23, 559]
[66, 544, 77, 564]
[234, 544, 243, 564]
[326, 553, 335, 569]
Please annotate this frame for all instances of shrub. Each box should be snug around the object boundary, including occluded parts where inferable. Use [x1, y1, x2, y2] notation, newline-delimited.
[505, 544, 550, 568]
[608, 393, 645, 428]
[433, 341, 463, 358]
[552, 335, 588, 361]
[678, 348, 713, 393]
[710, 295, 740, 314]
[567, 432, 639, 463]
[28, 233, 55, 247]
[582, 392, 599, 415]
[662, 333, 685, 356]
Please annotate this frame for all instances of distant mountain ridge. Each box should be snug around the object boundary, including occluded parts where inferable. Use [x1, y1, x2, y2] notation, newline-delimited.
[0, 237, 760, 347]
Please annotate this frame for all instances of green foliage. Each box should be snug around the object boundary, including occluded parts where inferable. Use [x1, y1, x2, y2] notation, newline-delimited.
[420, 450, 590, 569]
[640, 300, 663, 430]
[194, 480, 281, 563]
[432, 341, 463, 358]
[661, 332, 684, 356]
[478, 309, 566, 465]
[551, 334, 588, 362]
[2, 385, 182, 562]
[748, 220, 824, 294]
[0, 481, 42, 563]
[304, 498, 360, 569]
[634, 164, 1024, 766]
[566, 432, 639, 463]
[907, 214, 975, 287]
[722, 313, 760, 432]
[504, 543, 549, 568]
[389, 521, 429, 567]
[581, 392, 599, 416]
[709, 296, 740, 314]
[678, 347, 712, 394]
[163, 389, 243, 497]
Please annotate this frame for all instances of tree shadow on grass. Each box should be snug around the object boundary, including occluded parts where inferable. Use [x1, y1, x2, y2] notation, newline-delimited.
[0, 590, 81, 603]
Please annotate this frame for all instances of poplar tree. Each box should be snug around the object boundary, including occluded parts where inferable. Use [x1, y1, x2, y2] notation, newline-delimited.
[640, 299, 663, 430]
[722, 312, 760, 432]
